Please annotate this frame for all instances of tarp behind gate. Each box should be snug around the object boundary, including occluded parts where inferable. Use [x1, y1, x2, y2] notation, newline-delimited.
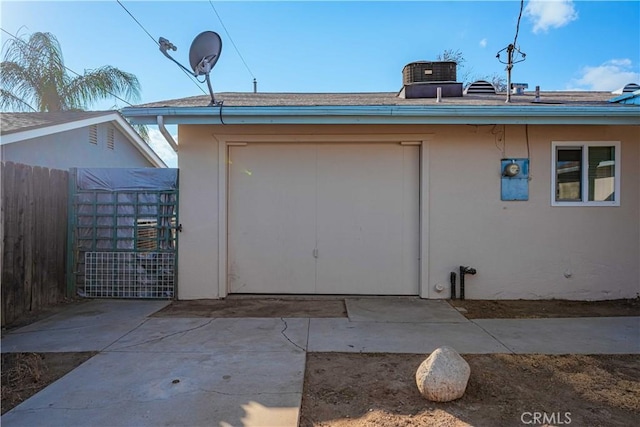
[77, 168, 178, 191]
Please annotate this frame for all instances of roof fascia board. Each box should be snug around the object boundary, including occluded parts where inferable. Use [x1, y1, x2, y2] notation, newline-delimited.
[111, 114, 167, 168]
[0, 113, 117, 145]
[121, 105, 640, 126]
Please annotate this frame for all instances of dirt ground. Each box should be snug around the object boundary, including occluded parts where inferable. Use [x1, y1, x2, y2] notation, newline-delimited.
[1, 352, 96, 414]
[2, 298, 638, 420]
[449, 298, 640, 319]
[300, 353, 640, 427]
[151, 297, 639, 320]
[152, 298, 347, 318]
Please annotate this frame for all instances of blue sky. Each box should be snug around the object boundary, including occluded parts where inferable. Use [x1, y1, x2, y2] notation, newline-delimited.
[2, 1, 639, 166]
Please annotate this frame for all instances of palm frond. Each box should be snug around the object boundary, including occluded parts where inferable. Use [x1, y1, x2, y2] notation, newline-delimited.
[66, 66, 141, 109]
[0, 88, 37, 111]
[133, 123, 150, 142]
[1, 31, 142, 112]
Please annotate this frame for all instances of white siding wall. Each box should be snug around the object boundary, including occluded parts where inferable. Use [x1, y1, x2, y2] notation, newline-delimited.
[1, 123, 155, 169]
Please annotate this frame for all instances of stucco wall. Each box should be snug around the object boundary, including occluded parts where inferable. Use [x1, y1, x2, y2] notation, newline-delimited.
[1, 123, 155, 169]
[175, 125, 220, 299]
[177, 123, 639, 300]
[426, 124, 639, 300]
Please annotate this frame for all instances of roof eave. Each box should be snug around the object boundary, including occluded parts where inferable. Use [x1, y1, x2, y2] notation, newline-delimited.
[121, 105, 640, 126]
[0, 112, 167, 168]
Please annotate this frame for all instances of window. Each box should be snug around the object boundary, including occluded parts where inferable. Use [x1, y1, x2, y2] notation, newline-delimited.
[551, 141, 620, 206]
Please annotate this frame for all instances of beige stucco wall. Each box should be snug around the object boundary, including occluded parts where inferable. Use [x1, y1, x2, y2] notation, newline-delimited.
[426, 124, 639, 300]
[177, 123, 639, 300]
[175, 126, 220, 299]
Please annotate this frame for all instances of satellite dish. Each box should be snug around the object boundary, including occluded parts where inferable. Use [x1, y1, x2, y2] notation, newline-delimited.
[159, 31, 223, 106]
[189, 31, 222, 75]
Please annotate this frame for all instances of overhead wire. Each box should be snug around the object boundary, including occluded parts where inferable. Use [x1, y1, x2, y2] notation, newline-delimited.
[115, 0, 207, 96]
[116, 0, 158, 47]
[0, 27, 135, 108]
[207, 0, 256, 81]
[513, 0, 525, 48]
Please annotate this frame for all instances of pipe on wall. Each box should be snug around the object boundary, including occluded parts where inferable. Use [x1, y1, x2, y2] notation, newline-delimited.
[450, 271, 457, 299]
[459, 266, 477, 300]
[157, 115, 178, 152]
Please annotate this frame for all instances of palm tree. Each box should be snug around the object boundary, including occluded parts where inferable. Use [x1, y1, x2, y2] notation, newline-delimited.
[0, 31, 141, 112]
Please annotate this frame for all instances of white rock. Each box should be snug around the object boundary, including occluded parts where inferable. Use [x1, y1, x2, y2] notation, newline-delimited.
[415, 346, 470, 402]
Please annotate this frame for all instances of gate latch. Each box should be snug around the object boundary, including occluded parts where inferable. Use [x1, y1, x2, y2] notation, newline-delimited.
[177, 224, 183, 232]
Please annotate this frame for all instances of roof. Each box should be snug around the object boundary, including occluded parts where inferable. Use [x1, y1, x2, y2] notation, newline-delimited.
[122, 90, 640, 127]
[135, 91, 624, 108]
[0, 111, 114, 135]
[0, 111, 167, 168]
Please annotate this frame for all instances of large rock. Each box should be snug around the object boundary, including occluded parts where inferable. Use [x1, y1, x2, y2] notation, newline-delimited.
[415, 346, 470, 402]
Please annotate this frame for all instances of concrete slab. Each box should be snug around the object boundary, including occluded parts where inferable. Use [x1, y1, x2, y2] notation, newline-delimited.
[345, 297, 468, 323]
[308, 318, 509, 354]
[106, 318, 309, 353]
[1, 300, 170, 353]
[474, 317, 640, 354]
[2, 350, 305, 427]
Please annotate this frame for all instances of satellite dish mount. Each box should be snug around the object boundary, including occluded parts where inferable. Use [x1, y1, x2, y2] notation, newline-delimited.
[159, 31, 222, 106]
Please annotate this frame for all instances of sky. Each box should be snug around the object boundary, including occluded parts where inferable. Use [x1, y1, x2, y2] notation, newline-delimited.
[1, 0, 639, 167]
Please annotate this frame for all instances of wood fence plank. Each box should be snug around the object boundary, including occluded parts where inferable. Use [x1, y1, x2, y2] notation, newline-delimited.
[1, 162, 69, 326]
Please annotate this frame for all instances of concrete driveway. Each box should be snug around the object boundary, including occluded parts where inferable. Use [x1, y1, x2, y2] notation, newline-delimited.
[2, 298, 638, 427]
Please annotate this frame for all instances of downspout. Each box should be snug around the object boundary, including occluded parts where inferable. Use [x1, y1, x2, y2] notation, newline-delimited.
[157, 115, 178, 152]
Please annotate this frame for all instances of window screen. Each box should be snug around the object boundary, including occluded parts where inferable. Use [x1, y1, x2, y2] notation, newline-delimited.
[588, 146, 615, 202]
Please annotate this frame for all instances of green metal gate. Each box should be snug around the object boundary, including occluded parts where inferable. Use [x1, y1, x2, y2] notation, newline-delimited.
[67, 168, 179, 299]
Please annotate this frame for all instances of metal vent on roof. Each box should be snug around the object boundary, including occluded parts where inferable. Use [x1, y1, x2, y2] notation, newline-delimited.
[612, 83, 640, 94]
[403, 61, 457, 84]
[464, 80, 497, 94]
[107, 127, 115, 150]
[89, 125, 98, 145]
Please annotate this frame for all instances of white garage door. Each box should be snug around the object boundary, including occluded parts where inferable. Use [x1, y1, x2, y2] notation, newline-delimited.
[228, 143, 419, 295]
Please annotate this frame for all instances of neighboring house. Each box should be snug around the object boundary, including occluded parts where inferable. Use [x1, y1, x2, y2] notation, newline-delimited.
[0, 111, 166, 169]
[122, 78, 639, 301]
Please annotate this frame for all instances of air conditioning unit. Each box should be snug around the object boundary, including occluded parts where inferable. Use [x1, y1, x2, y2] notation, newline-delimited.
[402, 61, 457, 85]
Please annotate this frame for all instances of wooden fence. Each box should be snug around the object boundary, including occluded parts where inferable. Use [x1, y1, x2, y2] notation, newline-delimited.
[2, 162, 69, 327]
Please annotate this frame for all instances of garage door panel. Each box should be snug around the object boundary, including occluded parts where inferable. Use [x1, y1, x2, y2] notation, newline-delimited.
[316, 144, 419, 294]
[228, 143, 419, 295]
[228, 144, 316, 293]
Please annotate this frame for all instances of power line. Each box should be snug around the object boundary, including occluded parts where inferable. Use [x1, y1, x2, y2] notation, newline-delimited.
[0, 27, 135, 108]
[495, 0, 527, 103]
[116, 0, 158, 47]
[513, 0, 525, 48]
[115, 0, 207, 95]
[208, 0, 256, 80]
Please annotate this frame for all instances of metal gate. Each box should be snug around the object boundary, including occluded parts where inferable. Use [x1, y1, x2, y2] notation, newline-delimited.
[67, 168, 179, 299]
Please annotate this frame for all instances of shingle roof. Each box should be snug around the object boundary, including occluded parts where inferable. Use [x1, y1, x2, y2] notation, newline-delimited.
[0, 111, 115, 135]
[134, 91, 631, 109]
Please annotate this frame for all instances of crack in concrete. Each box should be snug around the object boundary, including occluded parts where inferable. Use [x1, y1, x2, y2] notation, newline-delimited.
[108, 319, 216, 350]
[280, 318, 306, 352]
[469, 319, 515, 354]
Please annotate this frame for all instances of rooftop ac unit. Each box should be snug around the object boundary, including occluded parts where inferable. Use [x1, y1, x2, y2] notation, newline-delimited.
[402, 61, 457, 85]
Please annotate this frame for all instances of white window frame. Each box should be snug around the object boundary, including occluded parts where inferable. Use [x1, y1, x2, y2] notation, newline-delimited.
[551, 141, 621, 207]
